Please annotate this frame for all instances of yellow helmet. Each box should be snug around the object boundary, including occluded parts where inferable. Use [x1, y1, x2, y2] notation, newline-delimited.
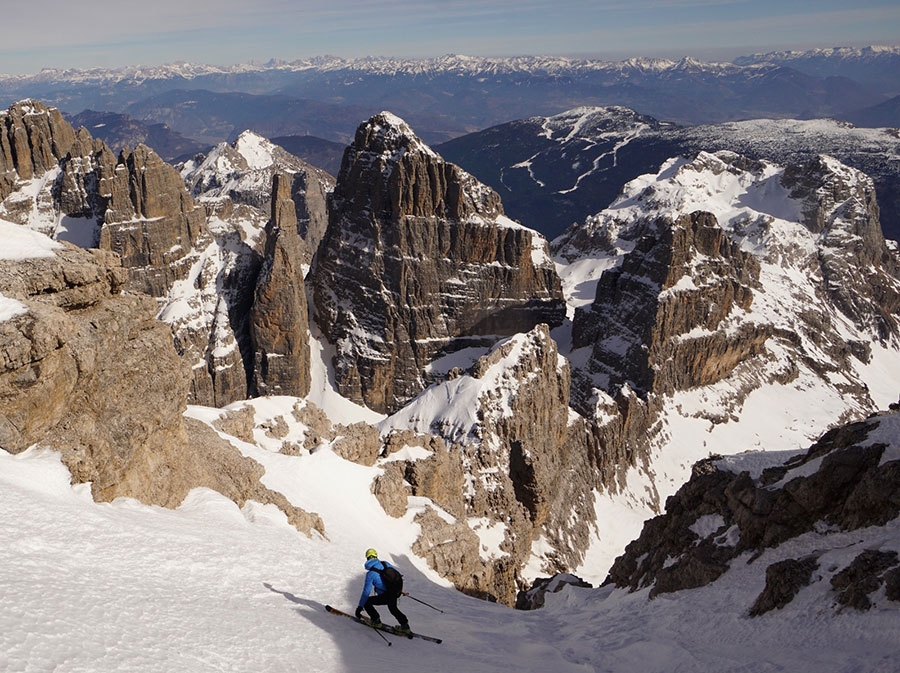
[365, 548, 378, 560]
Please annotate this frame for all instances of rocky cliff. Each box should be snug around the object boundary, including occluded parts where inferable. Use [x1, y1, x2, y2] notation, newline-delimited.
[93, 143, 207, 297]
[1, 100, 206, 298]
[156, 131, 333, 407]
[572, 208, 764, 402]
[605, 410, 900, 615]
[311, 112, 566, 413]
[556, 152, 900, 491]
[0, 230, 322, 535]
[248, 173, 311, 398]
[1, 101, 78, 232]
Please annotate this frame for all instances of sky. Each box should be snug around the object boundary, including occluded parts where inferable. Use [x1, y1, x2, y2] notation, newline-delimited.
[0, 0, 899, 75]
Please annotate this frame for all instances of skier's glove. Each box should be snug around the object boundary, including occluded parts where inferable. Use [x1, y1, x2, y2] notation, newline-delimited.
[355, 606, 363, 619]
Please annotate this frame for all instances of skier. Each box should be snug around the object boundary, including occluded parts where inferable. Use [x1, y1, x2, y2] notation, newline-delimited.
[355, 548, 411, 635]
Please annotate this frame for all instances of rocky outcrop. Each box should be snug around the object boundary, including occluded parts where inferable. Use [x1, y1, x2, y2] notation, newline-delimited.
[554, 150, 900, 521]
[830, 550, 899, 611]
[94, 143, 207, 296]
[0, 101, 254, 408]
[160, 233, 260, 408]
[330, 422, 381, 466]
[573, 209, 764, 402]
[385, 431, 466, 518]
[749, 556, 819, 616]
[0, 236, 322, 536]
[515, 573, 593, 610]
[0, 100, 76, 197]
[311, 112, 565, 413]
[782, 154, 900, 341]
[248, 173, 311, 398]
[0, 101, 207, 298]
[160, 132, 334, 407]
[605, 411, 900, 613]
[382, 324, 597, 605]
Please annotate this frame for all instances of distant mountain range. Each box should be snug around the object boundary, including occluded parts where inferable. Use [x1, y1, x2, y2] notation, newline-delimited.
[3, 47, 898, 147]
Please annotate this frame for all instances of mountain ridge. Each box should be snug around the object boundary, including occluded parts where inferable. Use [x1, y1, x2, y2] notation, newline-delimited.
[1, 99, 899, 611]
[3, 46, 899, 82]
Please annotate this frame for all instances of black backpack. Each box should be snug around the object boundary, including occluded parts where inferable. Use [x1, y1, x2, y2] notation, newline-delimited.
[374, 563, 404, 597]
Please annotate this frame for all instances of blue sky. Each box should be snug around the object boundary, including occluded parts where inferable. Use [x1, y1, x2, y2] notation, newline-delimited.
[1, 0, 898, 74]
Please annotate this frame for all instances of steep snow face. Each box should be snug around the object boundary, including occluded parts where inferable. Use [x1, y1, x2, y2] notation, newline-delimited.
[380, 328, 565, 446]
[234, 130, 281, 170]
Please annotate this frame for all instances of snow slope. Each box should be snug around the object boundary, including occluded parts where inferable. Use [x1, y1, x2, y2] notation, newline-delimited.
[3, 428, 899, 673]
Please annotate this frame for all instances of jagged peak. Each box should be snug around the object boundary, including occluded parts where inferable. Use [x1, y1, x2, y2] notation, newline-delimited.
[232, 130, 280, 170]
[4, 98, 54, 115]
[354, 111, 439, 162]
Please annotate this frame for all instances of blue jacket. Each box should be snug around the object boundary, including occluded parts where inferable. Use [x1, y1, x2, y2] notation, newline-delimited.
[358, 559, 397, 606]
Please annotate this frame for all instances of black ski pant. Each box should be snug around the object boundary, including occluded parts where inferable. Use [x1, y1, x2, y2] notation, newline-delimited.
[363, 591, 408, 626]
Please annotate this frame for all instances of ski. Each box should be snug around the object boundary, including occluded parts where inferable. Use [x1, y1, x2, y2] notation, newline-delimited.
[325, 605, 443, 644]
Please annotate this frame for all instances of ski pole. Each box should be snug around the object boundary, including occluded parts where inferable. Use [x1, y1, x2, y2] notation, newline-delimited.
[368, 623, 391, 646]
[402, 591, 444, 613]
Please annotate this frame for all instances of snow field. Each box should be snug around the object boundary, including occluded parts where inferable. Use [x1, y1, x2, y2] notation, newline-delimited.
[5, 403, 898, 673]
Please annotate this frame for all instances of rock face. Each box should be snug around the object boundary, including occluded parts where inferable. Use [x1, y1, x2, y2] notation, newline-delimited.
[1, 102, 325, 408]
[0, 235, 322, 536]
[311, 112, 566, 413]
[782, 154, 900, 341]
[94, 143, 207, 297]
[0, 101, 206, 298]
[572, 208, 764, 402]
[605, 411, 900, 614]
[382, 324, 596, 605]
[248, 173, 311, 398]
[0, 100, 76, 196]
[157, 229, 260, 408]
[158, 131, 334, 407]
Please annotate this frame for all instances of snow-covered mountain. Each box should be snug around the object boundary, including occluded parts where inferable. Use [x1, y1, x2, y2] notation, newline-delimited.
[2, 99, 900, 671]
[735, 45, 900, 92]
[437, 107, 900, 241]
[4, 47, 899, 85]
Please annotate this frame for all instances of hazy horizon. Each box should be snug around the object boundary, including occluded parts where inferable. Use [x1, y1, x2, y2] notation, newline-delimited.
[0, 0, 898, 76]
